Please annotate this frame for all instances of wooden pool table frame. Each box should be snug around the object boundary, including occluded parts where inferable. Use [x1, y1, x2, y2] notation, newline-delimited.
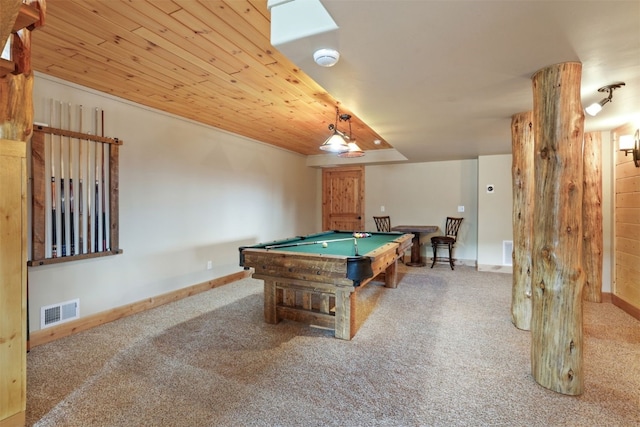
[240, 232, 413, 340]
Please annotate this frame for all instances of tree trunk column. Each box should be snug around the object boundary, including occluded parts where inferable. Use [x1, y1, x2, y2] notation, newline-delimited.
[0, 27, 34, 141]
[511, 111, 534, 331]
[582, 131, 603, 303]
[531, 62, 585, 395]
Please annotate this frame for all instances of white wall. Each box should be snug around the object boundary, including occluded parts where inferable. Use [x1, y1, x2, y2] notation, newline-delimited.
[27, 74, 320, 332]
[365, 160, 478, 264]
[477, 154, 513, 272]
[474, 137, 613, 293]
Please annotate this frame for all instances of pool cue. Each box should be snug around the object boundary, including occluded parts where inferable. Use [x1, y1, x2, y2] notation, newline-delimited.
[68, 103, 75, 255]
[86, 112, 92, 253]
[101, 108, 108, 251]
[78, 105, 84, 254]
[353, 238, 359, 256]
[265, 237, 359, 250]
[94, 107, 100, 252]
[59, 101, 66, 256]
[50, 99, 57, 258]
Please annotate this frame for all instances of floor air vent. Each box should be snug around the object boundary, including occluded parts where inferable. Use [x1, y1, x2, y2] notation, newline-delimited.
[503, 241, 513, 266]
[41, 299, 79, 329]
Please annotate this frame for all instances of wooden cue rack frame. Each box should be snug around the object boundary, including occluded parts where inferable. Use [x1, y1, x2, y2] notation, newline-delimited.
[29, 124, 123, 266]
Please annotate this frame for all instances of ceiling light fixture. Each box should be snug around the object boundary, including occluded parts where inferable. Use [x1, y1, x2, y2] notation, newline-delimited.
[585, 82, 625, 116]
[619, 129, 640, 168]
[313, 48, 340, 67]
[320, 107, 361, 155]
[338, 141, 365, 158]
[320, 130, 349, 152]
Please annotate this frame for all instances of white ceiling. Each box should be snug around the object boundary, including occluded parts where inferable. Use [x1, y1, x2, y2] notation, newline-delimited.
[276, 0, 640, 163]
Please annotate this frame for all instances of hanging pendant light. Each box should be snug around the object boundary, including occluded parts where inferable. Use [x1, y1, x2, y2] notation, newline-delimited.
[337, 110, 365, 157]
[320, 128, 349, 152]
[338, 141, 365, 158]
[320, 107, 365, 157]
[319, 107, 350, 153]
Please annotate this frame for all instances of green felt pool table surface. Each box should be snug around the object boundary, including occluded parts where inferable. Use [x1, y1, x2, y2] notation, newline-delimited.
[259, 231, 404, 256]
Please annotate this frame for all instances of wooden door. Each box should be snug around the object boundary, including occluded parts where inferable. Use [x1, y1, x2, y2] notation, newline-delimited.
[322, 166, 365, 231]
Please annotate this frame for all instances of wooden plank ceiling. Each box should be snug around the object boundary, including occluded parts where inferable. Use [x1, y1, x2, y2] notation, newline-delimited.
[30, 0, 391, 155]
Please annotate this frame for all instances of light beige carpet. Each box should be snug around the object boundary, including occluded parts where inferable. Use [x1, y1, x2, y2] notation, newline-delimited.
[26, 265, 640, 426]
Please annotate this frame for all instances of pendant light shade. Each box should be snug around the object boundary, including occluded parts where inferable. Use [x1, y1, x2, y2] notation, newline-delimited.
[320, 107, 364, 156]
[320, 129, 349, 152]
[338, 141, 365, 158]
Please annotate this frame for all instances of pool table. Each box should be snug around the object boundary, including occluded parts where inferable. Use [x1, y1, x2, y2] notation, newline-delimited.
[239, 230, 413, 340]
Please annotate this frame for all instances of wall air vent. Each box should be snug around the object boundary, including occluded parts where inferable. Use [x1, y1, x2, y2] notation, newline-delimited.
[41, 299, 79, 329]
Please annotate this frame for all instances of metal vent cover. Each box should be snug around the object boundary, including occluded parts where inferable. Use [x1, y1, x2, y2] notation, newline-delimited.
[41, 299, 79, 328]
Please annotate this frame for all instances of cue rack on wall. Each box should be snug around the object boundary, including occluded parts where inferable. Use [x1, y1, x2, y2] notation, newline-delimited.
[28, 100, 123, 266]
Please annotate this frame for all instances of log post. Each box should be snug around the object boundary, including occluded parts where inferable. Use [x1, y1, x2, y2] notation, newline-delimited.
[582, 131, 603, 302]
[0, 0, 23, 51]
[511, 111, 534, 330]
[0, 0, 46, 141]
[531, 62, 585, 395]
[0, 70, 33, 141]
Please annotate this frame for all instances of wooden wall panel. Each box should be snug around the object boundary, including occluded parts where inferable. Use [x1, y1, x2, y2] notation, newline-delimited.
[616, 192, 640, 207]
[0, 139, 27, 427]
[616, 265, 640, 303]
[617, 176, 640, 193]
[613, 124, 640, 318]
[616, 237, 640, 256]
[617, 208, 640, 224]
[616, 223, 640, 240]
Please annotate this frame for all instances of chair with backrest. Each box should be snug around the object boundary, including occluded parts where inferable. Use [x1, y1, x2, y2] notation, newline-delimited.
[430, 217, 464, 270]
[373, 216, 391, 232]
[373, 215, 405, 263]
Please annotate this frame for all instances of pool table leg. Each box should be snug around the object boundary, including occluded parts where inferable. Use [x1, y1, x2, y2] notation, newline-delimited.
[264, 280, 278, 324]
[334, 288, 352, 340]
[384, 260, 398, 289]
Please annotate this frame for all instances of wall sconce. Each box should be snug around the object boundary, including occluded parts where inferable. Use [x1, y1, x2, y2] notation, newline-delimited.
[619, 129, 640, 167]
[585, 82, 625, 116]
